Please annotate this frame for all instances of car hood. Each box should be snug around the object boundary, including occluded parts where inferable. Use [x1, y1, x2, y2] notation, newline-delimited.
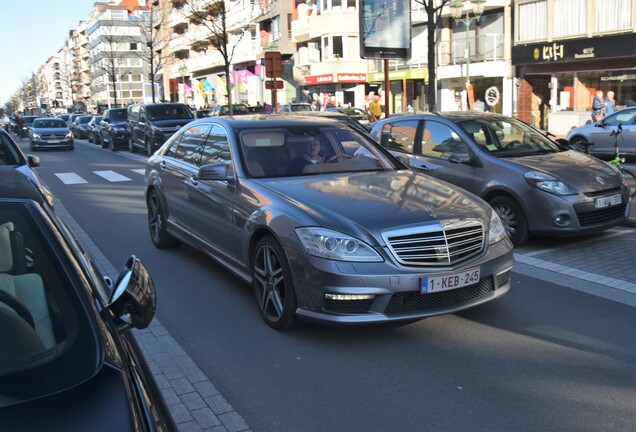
[110, 121, 128, 128]
[151, 119, 192, 128]
[259, 170, 490, 244]
[0, 365, 142, 431]
[32, 127, 70, 134]
[507, 150, 623, 191]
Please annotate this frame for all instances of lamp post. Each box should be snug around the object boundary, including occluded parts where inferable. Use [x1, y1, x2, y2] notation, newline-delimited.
[179, 63, 188, 104]
[449, 0, 486, 110]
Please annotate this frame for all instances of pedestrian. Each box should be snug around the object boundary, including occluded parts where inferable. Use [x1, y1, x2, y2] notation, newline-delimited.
[591, 90, 604, 122]
[604, 90, 616, 117]
[368, 95, 382, 120]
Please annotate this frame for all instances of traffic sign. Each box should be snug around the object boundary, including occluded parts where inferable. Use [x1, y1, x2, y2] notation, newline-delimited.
[265, 80, 284, 90]
[264, 51, 282, 78]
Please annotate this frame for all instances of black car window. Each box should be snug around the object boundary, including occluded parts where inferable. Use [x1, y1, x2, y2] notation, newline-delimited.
[147, 105, 193, 121]
[200, 125, 231, 166]
[0, 204, 97, 401]
[79, 116, 93, 124]
[110, 110, 127, 121]
[33, 119, 67, 128]
[381, 120, 418, 153]
[421, 121, 469, 160]
[173, 124, 211, 165]
[0, 134, 21, 165]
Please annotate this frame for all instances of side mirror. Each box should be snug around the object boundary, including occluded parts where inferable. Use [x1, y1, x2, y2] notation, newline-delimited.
[554, 138, 570, 148]
[199, 163, 233, 181]
[27, 155, 40, 167]
[107, 256, 156, 331]
[448, 151, 473, 164]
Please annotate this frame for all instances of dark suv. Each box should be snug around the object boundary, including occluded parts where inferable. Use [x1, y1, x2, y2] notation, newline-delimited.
[100, 108, 129, 151]
[127, 103, 193, 155]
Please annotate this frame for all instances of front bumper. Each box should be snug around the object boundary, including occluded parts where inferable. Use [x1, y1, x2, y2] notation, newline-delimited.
[286, 238, 514, 325]
[31, 138, 74, 149]
[523, 184, 630, 236]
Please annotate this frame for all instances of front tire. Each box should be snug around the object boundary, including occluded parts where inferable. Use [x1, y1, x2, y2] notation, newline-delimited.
[147, 190, 179, 249]
[129, 136, 137, 153]
[109, 134, 117, 151]
[252, 236, 301, 330]
[489, 195, 529, 246]
[570, 137, 591, 154]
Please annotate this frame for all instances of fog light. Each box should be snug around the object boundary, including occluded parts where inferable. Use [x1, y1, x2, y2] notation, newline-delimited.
[324, 294, 375, 300]
[555, 214, 571, 226]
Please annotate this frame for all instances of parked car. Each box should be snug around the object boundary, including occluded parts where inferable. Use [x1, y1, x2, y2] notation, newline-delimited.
[278, 103, 312, 113]
[325, 106, 373, 127]
[70, 115, 94, 139]
[0, 129, 51, 207]
[280, 110, 372, 136]
[566, 106, 636, 158]
[0, 168, 175, 431]
[128, 103, 194, 155]
[86, 116, 102, 145]
[145, 116, 514, 330]
[29, 117, 74, 152]
[66, 113, 84, 127]
[56, 113, 70, 124]
[208, 104, 251, 116]
[100, 108, 129, 151]
[192, 109, 211, 119]
[370, 112, 630, 245]
[247, 105, 266, 114]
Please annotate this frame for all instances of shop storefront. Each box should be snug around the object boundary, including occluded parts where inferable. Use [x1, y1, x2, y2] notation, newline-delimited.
[512, 33, 636, 135]
[303, 73, 367, 108]
[367, 68, 428, 113]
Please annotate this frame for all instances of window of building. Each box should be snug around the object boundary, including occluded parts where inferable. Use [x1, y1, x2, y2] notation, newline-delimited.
[130, 43, 138, 51]
[333, 36, 343, 58]
[517, 0, 546, 41]
[595, 0, 632, 32]
[554, 0, 586, 37]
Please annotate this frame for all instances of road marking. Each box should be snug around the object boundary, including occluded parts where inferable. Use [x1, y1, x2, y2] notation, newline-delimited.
[94, 170, 132, 182]
[131, 169, 146, 175]
[55, 173, 88, 185]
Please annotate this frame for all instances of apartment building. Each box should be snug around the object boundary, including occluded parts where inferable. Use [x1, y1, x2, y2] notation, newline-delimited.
[66, 22, 92, 113]
[84, 2, 151, 111]
[512, 0, 636, 134]
[41, 52, 67, 112]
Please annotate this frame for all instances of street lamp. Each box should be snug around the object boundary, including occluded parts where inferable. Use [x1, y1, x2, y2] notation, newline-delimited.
[449, 0, 486, 110]
[178, 62, 188, 104]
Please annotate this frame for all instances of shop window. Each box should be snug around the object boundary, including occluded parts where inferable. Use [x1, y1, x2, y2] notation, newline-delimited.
[554, 0, 586, 36]
[517, 0, 546, 41]
[595, 0, 632, 32]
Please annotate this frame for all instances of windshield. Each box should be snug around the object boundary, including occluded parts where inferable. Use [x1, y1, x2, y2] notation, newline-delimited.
[239, 125, 397, 178]
[291, 104, 312, 112]
[79, 116, 93, 124]
[147, 105, 193, 120]
[458, 117, 563, 157]
[0, 204, 97, 403]
[33, 119, 67, 128]
[110, 110, 127, 121]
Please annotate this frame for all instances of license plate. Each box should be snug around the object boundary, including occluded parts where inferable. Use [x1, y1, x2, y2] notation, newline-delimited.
[594, 194, 622, 209]
[421, 267, 481, 294]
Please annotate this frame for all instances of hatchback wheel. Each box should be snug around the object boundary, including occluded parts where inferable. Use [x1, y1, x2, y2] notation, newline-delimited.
[109, 134, 117, 151]
[570, 137, 590, 154]
[252, 236, 301, 330]
[147, 190, 178, 249]
[489, 195, 529, 246]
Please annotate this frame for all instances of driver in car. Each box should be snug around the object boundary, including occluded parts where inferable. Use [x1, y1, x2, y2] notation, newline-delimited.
[289, 137, 324, 174]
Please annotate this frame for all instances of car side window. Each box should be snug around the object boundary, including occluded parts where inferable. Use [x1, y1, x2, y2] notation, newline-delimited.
[420, 121, 469, 160]
[381, 120, 418, 153]
[200, 125, 231, 166]
[173, 124, 211, 165]
[609, 110, 636, 126]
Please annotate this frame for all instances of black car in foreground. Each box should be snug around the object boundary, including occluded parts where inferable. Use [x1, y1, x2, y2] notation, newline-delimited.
[100, 108, 129, 151]
[0, 169, 175, 431]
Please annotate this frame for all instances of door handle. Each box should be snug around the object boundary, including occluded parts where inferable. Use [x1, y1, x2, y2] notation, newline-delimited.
[413, 163, 432, 171]
[159, 161, 166, 169]
[189, 175, 199, 186]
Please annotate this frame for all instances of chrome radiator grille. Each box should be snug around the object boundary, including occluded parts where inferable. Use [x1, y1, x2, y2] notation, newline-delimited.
[382, 219, 484, 266]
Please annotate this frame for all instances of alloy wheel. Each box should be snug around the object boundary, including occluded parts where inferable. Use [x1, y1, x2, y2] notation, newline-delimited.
[253, 244, 286, 322]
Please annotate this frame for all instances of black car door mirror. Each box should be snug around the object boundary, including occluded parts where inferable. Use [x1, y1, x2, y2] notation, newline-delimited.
[199, 163, 233, 181]
[107, 256, 156, 331]
[448, 151, 474, 165]
[27, 155, 40, 167]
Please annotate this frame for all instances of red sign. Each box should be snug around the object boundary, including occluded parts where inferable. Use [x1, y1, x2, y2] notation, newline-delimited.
[304, 74, 334, 86]
[265, 80, 284, 90]
[264, 51, 282, 78]
[337, 73, 367, 83]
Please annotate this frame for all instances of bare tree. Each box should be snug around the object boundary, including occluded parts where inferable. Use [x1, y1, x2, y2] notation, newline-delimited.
[90, 33, 126, 108]
[181, 0, 255, 115]
[413, 0, 451, 111]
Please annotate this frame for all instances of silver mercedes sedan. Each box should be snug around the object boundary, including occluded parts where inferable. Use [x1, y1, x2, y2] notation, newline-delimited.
[145, 116, 514, 330]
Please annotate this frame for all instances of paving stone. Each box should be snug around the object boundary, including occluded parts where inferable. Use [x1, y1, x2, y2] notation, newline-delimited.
[205, 395, 232, 415]
[181, 392, 207, 411]
[192, 408, 222, 429]
[170, 403, 194, 424]
[170, 376, 196, 395]
[194, 381, 220, 398]
[218, 412, 249, 432]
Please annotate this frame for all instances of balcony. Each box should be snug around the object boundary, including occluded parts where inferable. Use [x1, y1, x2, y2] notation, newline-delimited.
[438, 34, 505, 66]
[170, 10, 189, 29]
[291, 8, 358, 43]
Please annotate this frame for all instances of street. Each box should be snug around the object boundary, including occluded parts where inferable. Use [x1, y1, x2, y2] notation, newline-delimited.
[17, 136, 636, 432]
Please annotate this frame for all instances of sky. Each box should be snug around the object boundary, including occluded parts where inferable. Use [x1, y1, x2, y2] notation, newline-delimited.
[0, 1, 98, 107]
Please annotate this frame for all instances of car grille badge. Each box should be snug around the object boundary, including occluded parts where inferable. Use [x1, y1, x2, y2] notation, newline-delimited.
[595, 176, 605, 185]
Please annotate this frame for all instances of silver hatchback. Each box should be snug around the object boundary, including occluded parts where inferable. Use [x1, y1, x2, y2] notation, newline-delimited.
[370, 112, 630, 245]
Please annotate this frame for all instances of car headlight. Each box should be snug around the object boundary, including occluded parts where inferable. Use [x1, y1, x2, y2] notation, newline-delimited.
[32, 133, 41, 139]
[66, 132, 73, 139]
[524, 171, 578, 195]
[488, 210, 507, 245]
[295, 227, 383, 262]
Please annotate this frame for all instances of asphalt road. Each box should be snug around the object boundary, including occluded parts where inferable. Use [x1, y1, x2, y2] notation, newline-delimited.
[19, 137, 636, 432]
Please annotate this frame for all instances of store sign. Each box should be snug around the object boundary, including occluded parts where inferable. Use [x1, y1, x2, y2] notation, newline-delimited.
[367, 68, 428, 82]
[304, 74, 334, 85]
[337, 73, 367, 83]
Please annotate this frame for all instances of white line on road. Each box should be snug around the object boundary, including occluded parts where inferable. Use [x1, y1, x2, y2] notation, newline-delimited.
[54, 173, 88, 185]
[131, 169, 146, 175]
[93, 170, 132, 182]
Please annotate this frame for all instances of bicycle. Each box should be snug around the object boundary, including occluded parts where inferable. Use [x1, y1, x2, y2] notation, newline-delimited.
[607, 123, 636, 199]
